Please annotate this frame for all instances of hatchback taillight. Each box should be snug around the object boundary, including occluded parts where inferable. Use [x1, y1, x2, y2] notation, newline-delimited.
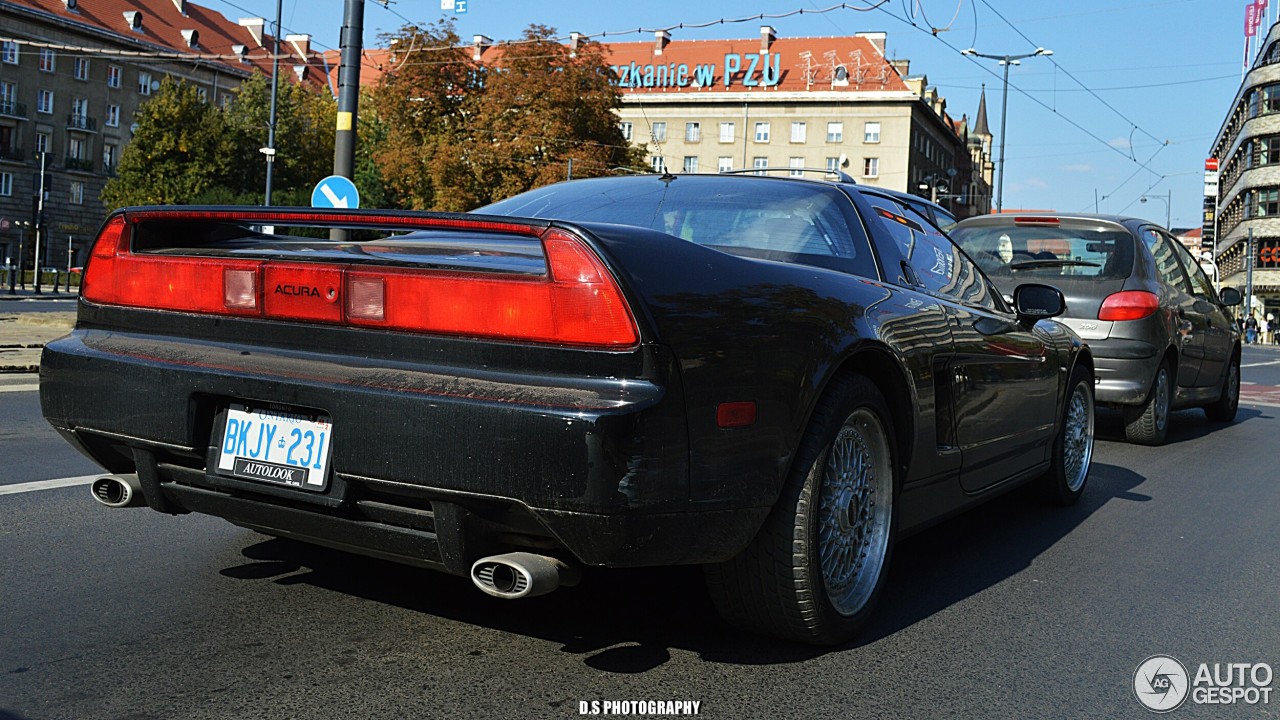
[1098, 291, 1159, 321]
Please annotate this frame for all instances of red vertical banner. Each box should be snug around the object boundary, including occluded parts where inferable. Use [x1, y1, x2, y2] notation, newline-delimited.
[1256, 0, 1268, 33]
[1247, 1, 1259, 36]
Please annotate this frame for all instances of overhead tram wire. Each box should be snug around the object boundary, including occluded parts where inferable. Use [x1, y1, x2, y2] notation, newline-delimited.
[861, 1, 1174, 183]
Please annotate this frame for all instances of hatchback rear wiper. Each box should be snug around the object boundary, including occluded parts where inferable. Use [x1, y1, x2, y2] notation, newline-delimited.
[1009, 259, 1101, 269]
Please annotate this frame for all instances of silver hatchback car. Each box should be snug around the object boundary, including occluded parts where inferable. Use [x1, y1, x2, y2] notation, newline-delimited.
[952, 213, 1242, 445]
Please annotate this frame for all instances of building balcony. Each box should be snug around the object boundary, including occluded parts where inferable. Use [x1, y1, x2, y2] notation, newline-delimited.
[0, 145, 23, 163]
[0, 100, 27, 119]
[66, 114, 98, 132]
[65, 156, 94, 172]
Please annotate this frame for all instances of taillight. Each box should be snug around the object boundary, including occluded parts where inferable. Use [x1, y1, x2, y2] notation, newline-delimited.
[1098, 290, 1159, 321]
[80, 212, 639, 349]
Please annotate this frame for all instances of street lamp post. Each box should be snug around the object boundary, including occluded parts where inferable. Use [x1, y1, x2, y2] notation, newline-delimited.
[961, 46, 1053, 214]
[1140, 189, 1172, 229]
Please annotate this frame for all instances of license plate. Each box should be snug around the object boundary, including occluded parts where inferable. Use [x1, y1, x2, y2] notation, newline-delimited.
[216, 404, 332, 490]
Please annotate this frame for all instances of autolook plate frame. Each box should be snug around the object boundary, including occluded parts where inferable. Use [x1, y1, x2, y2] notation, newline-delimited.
[214, 403, 333, 492]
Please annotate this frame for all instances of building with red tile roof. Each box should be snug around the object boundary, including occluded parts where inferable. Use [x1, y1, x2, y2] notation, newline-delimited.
[0, 0, 332, 270]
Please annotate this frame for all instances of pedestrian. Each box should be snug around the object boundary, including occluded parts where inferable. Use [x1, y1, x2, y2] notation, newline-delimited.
[1263, 315, 1272, 345]
[1245, 311, 1259, 344]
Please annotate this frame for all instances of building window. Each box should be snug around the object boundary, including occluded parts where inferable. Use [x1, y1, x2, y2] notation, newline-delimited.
[719, 122, 734, 143]
[0, 81, 15, 113]
[72, 97, 88, 121]
[864, 121, 881, 143]
[70, 180, 84, 205]
[650, 156, 666, 173]
[863, 157, 879, 178]
[103, 143, 117, 172]
[39, 49, 55, 73]
[37, 90, 53, 114]
[1, 40, 18, 65]
[790, 122, 807, 143]
[139, 72, 153, 95]
[789, 157, 805, 176]
[107, 65, 121, 88]
[105, 104, 120, 127]
[1249, 187, 1280, 217]
[651, 121, 666, 142]
[0, 172, 11, 197]
[68, 136, 85, 161]
[685, 122, 700, 142]
[683, 156, 698, 173]
[825, 157, 839, 172]
[196, 86, 207, 102]
[752, 156, 768, 175]
[35, 132, 50, 154]
[718, 156, 733, 173]
[754, 122, 771, 142]
[827, 122, 844, 142]
[620, 121, 633, 141]
[74, 57, 90, 80]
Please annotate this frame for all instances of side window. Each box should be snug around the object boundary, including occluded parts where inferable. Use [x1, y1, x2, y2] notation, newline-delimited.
[866, 194, 999, 311]
[1140, 228, 1191, 293]
[1170, 237, 1217, 299]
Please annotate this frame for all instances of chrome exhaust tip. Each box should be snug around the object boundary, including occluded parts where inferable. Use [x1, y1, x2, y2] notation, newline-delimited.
[90, 474, 145, 508]
[470, 552, 580, 599]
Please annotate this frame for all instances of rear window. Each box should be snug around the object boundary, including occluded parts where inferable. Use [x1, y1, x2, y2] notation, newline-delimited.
[950, 221, 1134, 282]
[479, 176, 877, 277]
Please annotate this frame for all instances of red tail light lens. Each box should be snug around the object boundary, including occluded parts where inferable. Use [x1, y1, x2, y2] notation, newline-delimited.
[80, 212, 639, 349]
[1098, 290, 1159, 321]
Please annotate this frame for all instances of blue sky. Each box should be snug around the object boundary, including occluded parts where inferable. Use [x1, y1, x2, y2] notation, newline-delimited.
[202, 0, 1251, 228]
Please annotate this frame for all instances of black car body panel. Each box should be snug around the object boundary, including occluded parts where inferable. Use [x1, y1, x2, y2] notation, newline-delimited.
[42, 176, 1090, 580]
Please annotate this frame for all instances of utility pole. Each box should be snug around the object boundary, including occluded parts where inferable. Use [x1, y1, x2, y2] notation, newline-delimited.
[33, 151, 47, 295]
[961, 47, 1053, 213]
[264, 0, 282, 206]
[333, 0, 364, 181]
[1246, 228, 1256, 322]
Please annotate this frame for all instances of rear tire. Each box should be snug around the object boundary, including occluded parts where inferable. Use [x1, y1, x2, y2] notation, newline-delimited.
[704, 374, 896, 645]
[1204, 354, 1240, 423]
[1038, 364, 1095, 506]
[1124, 360, 1171, 446]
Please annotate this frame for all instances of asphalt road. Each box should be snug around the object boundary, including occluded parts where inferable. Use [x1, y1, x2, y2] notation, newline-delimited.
[2, 348, 1279, 719]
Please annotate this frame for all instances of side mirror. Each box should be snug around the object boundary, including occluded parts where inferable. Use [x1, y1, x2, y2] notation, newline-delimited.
[1013, 283, 1066, 323]
[1219, 287, 1242, 306]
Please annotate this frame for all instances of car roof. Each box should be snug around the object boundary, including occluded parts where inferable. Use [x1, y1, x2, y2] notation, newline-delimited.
[955, 211, 1147, 230]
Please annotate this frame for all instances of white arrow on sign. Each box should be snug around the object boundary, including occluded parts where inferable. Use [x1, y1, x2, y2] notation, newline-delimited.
[320, 183, 349, 208]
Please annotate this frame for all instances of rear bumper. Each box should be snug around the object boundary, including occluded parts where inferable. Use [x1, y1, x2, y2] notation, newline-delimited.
[1089, 338, 1161, 405]
[41, 326, 768, 569]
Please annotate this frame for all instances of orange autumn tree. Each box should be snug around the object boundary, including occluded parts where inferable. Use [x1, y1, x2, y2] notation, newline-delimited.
[372, 21, 642, 211]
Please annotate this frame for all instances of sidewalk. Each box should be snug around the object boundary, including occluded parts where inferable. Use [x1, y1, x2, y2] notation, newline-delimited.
[0, 291, 76, 373]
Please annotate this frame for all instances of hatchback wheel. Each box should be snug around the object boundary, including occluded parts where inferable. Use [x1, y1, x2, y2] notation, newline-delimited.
[1124, 361, 1171, 445]
[1204, 354, 1240, 423]
[704, 374, 896, 645]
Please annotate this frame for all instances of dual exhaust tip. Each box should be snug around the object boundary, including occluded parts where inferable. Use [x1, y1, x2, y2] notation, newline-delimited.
[91, 475, 578, 600]
[90, 473, 145, 508]
[471, 552, 580, 600]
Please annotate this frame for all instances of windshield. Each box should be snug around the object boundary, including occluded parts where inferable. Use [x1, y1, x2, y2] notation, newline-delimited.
[950, 221, 1134, 282]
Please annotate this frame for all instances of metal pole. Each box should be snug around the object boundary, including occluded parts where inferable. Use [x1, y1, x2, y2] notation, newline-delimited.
[65, 237, 73, 293]
[33, 151, 46, 295]
[13, 226, 23, 292]
[1166, 188, 1171, 229]
[1246, 228, 1256, 322]
[264, 0, 281, 206]
[333, 0, 364, 180]
[995, 60, 1011, 214]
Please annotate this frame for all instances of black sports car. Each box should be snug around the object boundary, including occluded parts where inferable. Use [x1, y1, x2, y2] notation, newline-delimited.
[40, 174, 1094, 644]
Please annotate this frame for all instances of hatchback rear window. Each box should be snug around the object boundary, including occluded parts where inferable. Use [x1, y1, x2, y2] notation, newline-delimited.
[951, 221, 1134, 281]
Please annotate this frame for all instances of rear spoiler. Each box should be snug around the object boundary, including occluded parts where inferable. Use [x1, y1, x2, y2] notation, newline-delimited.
[80, 207, 640, 349]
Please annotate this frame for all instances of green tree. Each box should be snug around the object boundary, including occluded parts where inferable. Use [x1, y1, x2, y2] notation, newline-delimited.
[222, 73, 336, 204]
[371, 21, 642, 212]
[102, 77, 233, 209]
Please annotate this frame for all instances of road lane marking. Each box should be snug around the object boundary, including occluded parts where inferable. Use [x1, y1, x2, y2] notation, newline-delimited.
[1242, 360, 1280, 368]
[0, 475, 98, 496]
[0, 383, 39, 393]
